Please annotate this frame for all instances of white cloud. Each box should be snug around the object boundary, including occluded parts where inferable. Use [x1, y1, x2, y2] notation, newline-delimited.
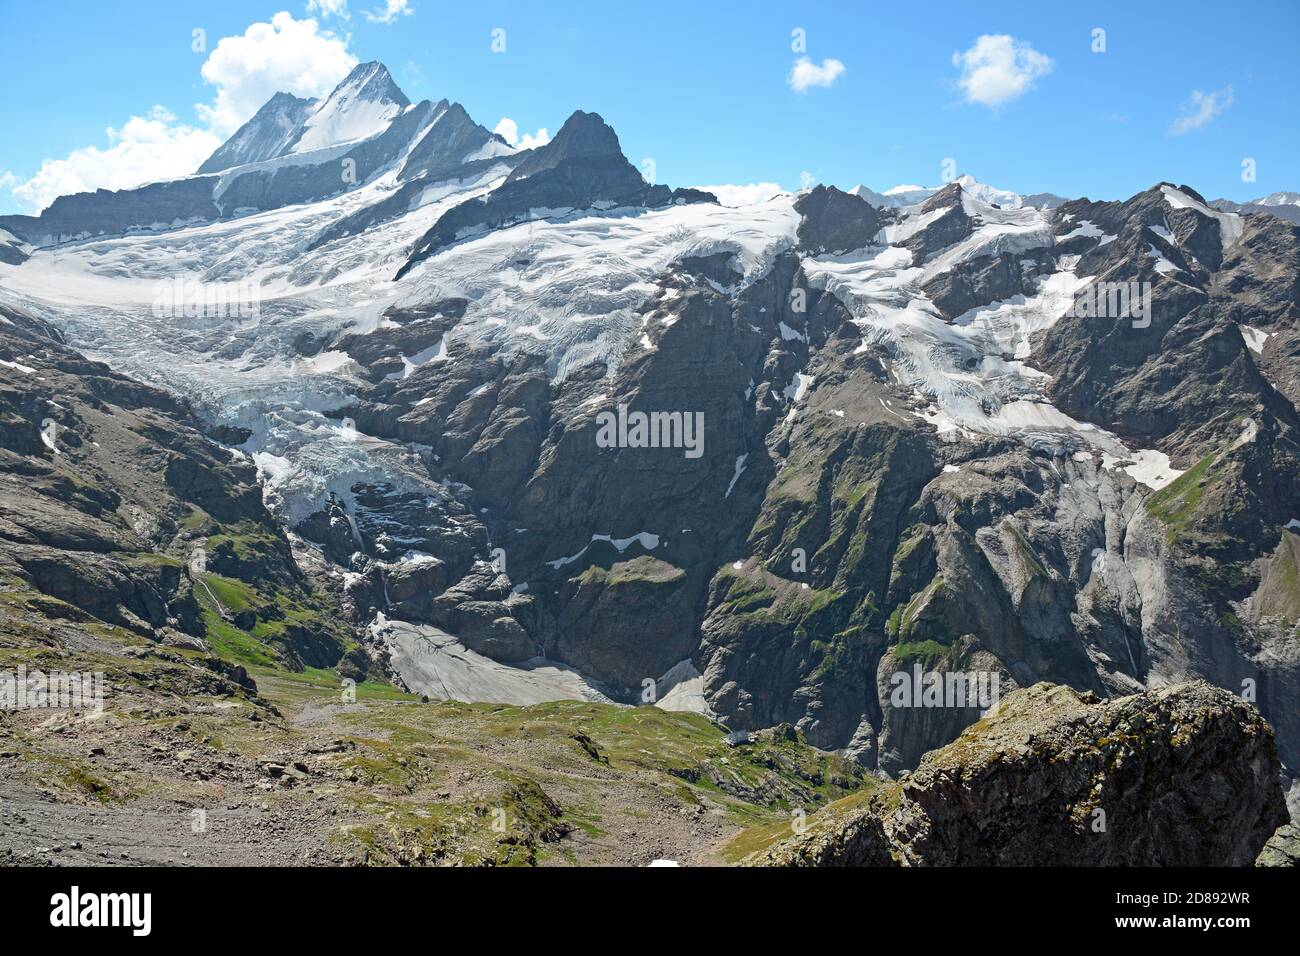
[493, 118, 550, 151]
[1169, 86, 1234, 135]
[364, 0, 412, 24]
[307, 0, 350, 18]
[787, 56, 845, 92]
[4, 12, 357, 213]
[693, 183, 784, 207]
[196, 12, 357, 136]
[951, 34, 1052, 107]
[799, 170, 817, 189]
[9, 107, 222, 214]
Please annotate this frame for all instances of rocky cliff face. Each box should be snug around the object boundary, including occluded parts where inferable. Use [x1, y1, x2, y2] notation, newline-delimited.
[0, 302, 355, 673]
[751, 682, 1289, 866]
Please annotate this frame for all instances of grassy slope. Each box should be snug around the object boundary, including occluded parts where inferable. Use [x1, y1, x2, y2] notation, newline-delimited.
[0, 564, 867, 866]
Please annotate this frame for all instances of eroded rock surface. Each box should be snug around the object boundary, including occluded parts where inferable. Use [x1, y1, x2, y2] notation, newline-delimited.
[753, 682, 1288, 866]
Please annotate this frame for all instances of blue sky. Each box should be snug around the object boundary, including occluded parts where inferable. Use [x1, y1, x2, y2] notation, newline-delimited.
[1, 0, 1297, 214]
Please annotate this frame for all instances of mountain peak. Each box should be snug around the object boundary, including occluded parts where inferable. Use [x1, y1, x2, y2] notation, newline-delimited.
[397, 99, 502, 181]
[506, 110, 624, 181]
[285, 61, 410, 155]
[1254, 190, 1300, 207]
[549, 110, 623, 156]
[851, 175, 1024, 210]
[196, 91, 318, 175]
[337, 61, 410, 108]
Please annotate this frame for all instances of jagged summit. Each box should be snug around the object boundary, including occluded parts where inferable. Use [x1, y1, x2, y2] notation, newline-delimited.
[507, 110, 624, 181]
[285, 61, 411, 155]
[197, 62, 411, 175]
[1256, 190, 1300, 207]
[399, 100, 504, 181]
[1210, 189, 1300, 224]
[395, 108, 715, 277]
[850, 174, 1023, 210]
[197, 92, 318, 175]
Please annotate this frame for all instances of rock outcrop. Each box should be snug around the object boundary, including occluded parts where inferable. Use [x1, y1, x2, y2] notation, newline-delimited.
[1256, 824, 1300, 866]
[752, 682, 1288, 866]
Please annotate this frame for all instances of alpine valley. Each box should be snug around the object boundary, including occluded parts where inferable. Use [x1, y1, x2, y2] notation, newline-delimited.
[1, 62, 1297, 867]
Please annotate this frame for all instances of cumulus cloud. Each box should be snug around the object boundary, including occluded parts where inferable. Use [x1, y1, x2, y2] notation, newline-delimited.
[9, 107, 222, 214]
[196, 12, 357, 136]
[693, 183, 784, 207]
[364, 0, 412, 24]
[952, 34, 1052, 107]
[787, 56, 845, 92]
[1169, 86, 1234, 135]
[493, 118, 550, 151]
[307, 0, 350, 18]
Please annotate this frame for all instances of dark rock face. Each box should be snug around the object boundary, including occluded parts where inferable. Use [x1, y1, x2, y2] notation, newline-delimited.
[922, 252, 1037, 320]
[754, 682, 1288, 866]
[424, 562, 536, 662]
[324, 173, 1300, 782]
[0, 177, 222, 247]
[400, 101, 500, 181]
[0, 228, 29, 265]
[794, 186, 881, 254]
[296, 495, 362, 565]
[899, 183, 974, 261]
[553, 556, 695, 689]
[395, 110, 715, 278]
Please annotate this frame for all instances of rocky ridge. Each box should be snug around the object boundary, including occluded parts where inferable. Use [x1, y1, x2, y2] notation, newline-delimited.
[750, 681, 1288, 866]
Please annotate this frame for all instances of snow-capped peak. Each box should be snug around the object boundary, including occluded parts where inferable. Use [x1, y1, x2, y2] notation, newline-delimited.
[197, 91, 318, 175]
[1253, 190, 1300, 208]
[288, 61, 411, 155]
[951, 174, 1022, 209]
[850, 175, 1022, 210]
[849, 183, 933, 208]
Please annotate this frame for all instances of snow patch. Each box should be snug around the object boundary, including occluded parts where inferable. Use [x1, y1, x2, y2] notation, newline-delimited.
[725, 453, 748, 498]
[545, 531, 662, 570]
[1240, 325, 1270, 354]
